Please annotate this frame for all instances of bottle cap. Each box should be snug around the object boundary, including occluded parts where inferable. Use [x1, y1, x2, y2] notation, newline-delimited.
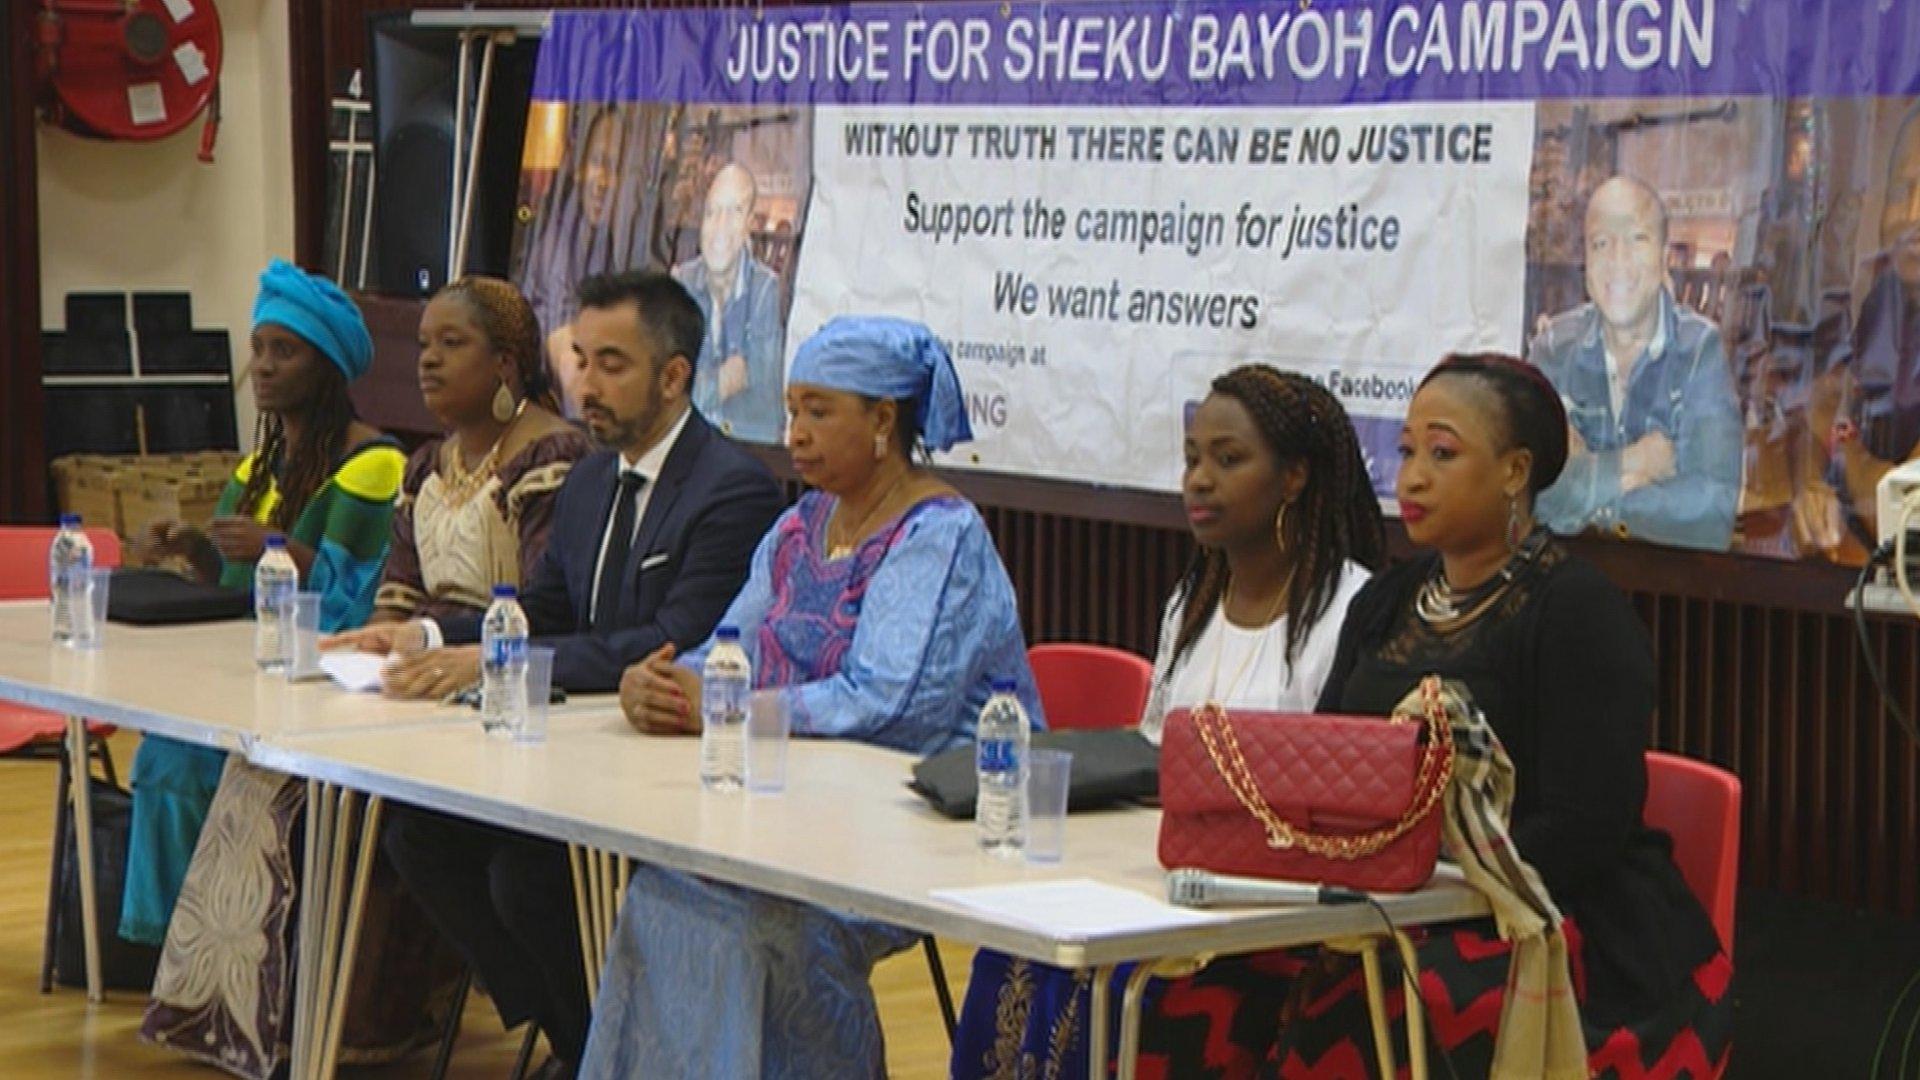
[264, 533, 287, 549]
[58, 513, 81, 527]
[492, 584, 518, 599]
[990, 677, 1017, 694]
[715, 625, 741, 642]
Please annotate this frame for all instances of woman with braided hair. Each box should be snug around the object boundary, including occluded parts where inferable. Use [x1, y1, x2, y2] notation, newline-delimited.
[326, 275, 591, 699]
[1093, 354, 1728, 1078]
[125, 260, 403, 950]
[950, 362, 1385, 1078]
[121, 263, 431, 1078]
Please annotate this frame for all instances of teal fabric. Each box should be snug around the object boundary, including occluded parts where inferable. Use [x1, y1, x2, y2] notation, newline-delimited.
[251, 259, 374, 379]
[117, 739, 227, 945]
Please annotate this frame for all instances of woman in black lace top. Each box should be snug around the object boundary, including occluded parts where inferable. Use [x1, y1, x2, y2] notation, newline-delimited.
[1134, 354, 1732, 1078]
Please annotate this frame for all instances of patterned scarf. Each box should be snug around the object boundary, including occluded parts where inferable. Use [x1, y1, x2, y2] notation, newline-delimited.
[1409, 676, 1589, 1080]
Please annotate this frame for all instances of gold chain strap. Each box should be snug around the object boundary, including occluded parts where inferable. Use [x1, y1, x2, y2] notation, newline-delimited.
[1188, 677, 1456, 860]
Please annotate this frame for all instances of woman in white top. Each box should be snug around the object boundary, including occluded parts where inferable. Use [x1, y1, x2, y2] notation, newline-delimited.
[951, 363, 1386, 1078]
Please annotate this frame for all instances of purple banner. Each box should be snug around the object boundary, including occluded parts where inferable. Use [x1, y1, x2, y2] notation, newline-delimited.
[533, 0, 1920, 108]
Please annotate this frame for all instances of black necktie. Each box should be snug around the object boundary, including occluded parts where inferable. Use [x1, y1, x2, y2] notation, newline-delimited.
[593, 471, 647, 631]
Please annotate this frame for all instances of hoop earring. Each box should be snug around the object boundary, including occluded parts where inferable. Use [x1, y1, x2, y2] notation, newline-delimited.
[1274, 502, 1291, 558]
[873, 433, 888, 461]
[1506, 494, 1525, 552]
[491, 382, 517, 424]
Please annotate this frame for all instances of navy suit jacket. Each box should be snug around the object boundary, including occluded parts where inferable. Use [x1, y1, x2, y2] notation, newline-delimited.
[443, 409, 783, 692]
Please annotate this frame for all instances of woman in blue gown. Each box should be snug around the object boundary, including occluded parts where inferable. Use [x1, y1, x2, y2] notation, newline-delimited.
[580, 316, 1044, 1079]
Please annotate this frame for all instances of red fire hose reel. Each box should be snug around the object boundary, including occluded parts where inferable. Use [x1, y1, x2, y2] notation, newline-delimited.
[36, 0, 224, 161]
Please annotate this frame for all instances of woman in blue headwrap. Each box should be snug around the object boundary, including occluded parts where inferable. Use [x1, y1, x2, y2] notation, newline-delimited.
[124, 263, 411, 1077]
[576, 317, 1045, 1080]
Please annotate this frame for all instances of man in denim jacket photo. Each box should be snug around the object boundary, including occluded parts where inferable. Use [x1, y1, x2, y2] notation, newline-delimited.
[1528, 175, 1742, 551]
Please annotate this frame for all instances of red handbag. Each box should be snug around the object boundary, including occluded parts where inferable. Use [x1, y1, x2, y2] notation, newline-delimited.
[1157, 676, 1456, 893]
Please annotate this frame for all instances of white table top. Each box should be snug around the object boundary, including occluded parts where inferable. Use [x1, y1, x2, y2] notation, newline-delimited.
[252, 711, 1489, 969]
[0, 603, 606, 751]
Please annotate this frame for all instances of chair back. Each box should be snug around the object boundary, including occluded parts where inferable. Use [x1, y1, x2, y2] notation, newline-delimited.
[0, 527, 124, 600]
[1027, 643, 1154, 731]
[1643, 750, 1741, 955]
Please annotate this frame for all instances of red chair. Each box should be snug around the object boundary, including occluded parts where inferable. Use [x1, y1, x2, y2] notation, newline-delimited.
[1643, 750, 1742, 957]
[1642, 751, 1740, 1079]
[914, 643, 1159, 1043]
[1027, 642, 1155, 731]
[2, 526, 128, 994]
[0, 526, 124, 752]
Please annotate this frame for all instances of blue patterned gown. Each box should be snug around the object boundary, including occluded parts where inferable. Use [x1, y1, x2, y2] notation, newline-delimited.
[579, 492, 1044, 1079]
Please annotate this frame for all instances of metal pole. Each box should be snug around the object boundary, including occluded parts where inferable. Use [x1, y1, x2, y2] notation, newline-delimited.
[335, 103, 358, 283]
[451, 33, 500, 277]
[357, 155, 378, 290]
[445, 31, 474, 285]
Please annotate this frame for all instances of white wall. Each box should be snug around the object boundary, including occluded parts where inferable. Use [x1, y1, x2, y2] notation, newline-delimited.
[36, 0, 293, 446]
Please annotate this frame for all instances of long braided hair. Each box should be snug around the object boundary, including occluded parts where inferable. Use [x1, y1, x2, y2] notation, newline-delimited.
[437, 275, 560, 413]
[1169, 365, 1386, 672]
[236, 351, 358, 531]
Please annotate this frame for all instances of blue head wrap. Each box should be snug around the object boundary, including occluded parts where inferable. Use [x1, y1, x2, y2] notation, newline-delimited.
[788, 316, 973, 453]
[251, 259, 374, 381]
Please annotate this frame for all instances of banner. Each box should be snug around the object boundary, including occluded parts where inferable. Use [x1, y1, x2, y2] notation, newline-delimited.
[513, 0, 1920, 565]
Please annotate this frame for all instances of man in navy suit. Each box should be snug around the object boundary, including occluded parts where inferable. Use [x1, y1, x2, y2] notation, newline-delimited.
[384, 270, 781, 1079]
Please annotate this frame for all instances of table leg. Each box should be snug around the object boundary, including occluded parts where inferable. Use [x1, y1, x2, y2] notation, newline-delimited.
[1356, 937, 1399, 1080]
[64, 716, 102, 1003]
[289, 782, 383, 1080]
[292, 781, 322, 1080]
[1088, 965, 1115, 1080]
[1114, 956, 1209, 1080]
[568, 844, 600, 1000]
[318, 795, 382, 1079]
[1392, 931, 1430, 1080]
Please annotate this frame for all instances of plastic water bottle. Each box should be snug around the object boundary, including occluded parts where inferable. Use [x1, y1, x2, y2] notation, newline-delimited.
[975, 678, 1030, 858]
[48, 514, 94, 647]
[480, 584, 530, 738]
[253, 534, 299, 671]
[700, 627, 750, 793]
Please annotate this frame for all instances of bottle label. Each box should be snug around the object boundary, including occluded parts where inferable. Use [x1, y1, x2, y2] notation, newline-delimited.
[484, 636, 528, 671]
[978, 737, 1019, 775]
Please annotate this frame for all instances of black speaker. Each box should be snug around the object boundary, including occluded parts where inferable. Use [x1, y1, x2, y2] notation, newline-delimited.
[45, 388, 140, 458]
[369, 13, 537, 296]
[42, 330, 133, 376]
[137, 386, 239, 452]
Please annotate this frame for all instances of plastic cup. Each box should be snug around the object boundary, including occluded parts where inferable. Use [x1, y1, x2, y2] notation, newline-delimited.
[285, 592, 323, 681]
[745, 691, 790, 793]
[71, 568, 112, 650]
[1025, 749, 1074, 864]
[516, 646, 555, 745]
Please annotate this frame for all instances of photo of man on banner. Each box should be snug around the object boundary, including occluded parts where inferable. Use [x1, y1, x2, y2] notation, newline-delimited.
[1529, 176, 1743, 551]
[673, 162, 786, 444]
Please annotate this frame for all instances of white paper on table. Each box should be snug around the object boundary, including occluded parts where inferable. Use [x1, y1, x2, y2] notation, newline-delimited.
[318, 651, 389, 693]
[929, 879, 1226, 938]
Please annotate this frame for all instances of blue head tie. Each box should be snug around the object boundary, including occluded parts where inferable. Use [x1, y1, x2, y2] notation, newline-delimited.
[788, 316, 973, 453]
[251, 259, 374, 381]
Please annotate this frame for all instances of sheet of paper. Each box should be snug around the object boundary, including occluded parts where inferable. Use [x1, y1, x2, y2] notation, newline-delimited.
[318, 650, 389, 694]
[929, 878, 1225, 938]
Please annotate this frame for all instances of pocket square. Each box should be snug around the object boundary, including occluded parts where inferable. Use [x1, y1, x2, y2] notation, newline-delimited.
[638, 552, 670, 571]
